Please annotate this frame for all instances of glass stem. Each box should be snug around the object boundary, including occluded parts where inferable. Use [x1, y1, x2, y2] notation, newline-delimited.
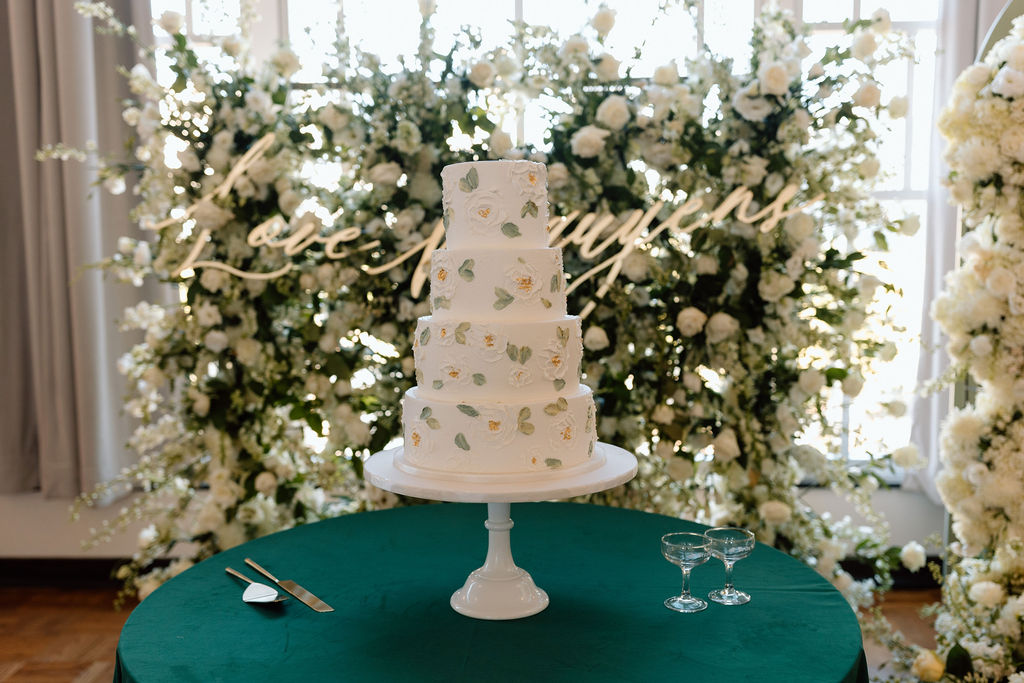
[723, 561, 735, 592]
[679, 566, 692, 598]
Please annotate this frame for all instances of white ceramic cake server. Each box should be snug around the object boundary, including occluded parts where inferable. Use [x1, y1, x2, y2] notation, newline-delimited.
[225, 566, 288, 603]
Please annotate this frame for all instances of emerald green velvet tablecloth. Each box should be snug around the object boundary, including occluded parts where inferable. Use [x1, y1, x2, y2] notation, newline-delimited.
[114, 502, 868, 683]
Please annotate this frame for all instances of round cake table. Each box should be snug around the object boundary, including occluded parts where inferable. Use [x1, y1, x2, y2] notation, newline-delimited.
[114, 503, 868, 683]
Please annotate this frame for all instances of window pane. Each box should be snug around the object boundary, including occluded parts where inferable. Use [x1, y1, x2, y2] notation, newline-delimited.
[703, 0, 753, 70]
[603, 2, 699, 76]
[192, 0, 240, 35]
[802, 0, 854, 24]
[435, 0, 517, 54]
[863, 1, 938, 22]
[910, 28, 937, 191]
[289, 0, 341, 82]
[341, 0, 421, 71]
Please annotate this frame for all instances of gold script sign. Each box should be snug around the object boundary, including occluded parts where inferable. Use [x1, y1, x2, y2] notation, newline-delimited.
[151, 133, 823, 318]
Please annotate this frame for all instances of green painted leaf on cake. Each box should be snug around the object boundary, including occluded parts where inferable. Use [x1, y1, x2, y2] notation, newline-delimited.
[493, 288, 514, 310]
[544, 397, 568, 416]
[521, 200, 539, 218]
[553, 378, 566, 391]
[443, 209, 451, 230]
[540, 298, 552, 309]
[457, 404, 480, 417]
[455, 432, 471, 450]
[518, 346, 532, 364]
[419, 407, 432, 420]
[455, 322, 471, 344]
[458, 259, 475, 281]
[550, 274, 560, 293]
[556, 326, 569, 347]
[545, 458, 562, 469]
[426, 417, 441, 430]
[420, 327, 431, 345]
[472, 373, 487, 386]
[458, 167, 479, 192]
[506, 344, 519, 362]
[588, 440, 594, 456]
[432, 380, 444, 390]
[501, 222, 521, 239]
[433, 296, 451, 310]
[518, 421, 535, 435]
[556, 397, 568, 411]
[518, 407, 531, 423]
[416, 369, 424, 385]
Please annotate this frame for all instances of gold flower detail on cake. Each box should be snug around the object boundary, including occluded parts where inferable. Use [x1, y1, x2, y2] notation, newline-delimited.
[467, 325, 508, 362]
[507, 366, 534, 387]
[439, 358, 471, 386]
[509, 162, 546, 202]
[406, 421, 434, 463]
[435, 323, 456, 346]
[550, 413, 579, 450]
[540, 340, 570, 380]
[465, 190, 508, 235]
[504, 261, 542, 304]
[430, 251, 458, 299]
[475, 406, 518, 446]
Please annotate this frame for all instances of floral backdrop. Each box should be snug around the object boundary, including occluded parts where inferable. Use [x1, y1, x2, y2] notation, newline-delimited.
[58, 0, 925, 624]
[915, 15, 1024, 683]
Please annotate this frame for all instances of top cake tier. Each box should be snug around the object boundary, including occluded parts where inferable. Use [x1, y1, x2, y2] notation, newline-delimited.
[441, 160, 550, 250]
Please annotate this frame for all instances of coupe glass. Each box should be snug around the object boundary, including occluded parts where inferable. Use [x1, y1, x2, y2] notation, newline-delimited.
[705, 527, 755, 605]
[660, 532, 710, 613]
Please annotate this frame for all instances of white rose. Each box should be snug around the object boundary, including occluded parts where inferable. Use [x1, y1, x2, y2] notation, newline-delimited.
[195, 301, 222, 327]
[712, 428, 741, 462]
[759, 500, 792, 525]
[271, 48, 301, 79]
[871, 8, 892, 33]
[1001, 127, 1024, 162]
[368, 161, 403, 187]
[892, 444, 924, 469]
[583, 326, 610, 351]
[133, 241, 152, 267]
[798, 368, 825, 396]
[547, 162, 570, 188]
[489, 129, 513, 156]
[758, 60, 790, 96]
[651, 405, 675, 425]
[418, 0, 436, 16]
[911, 650, 944, 682]
[858, 156, 880, 178]
[695, 254, 718, 275]
[234, 338, 261, 366]
[992, 66, 1024, 98]
[899, 215, 920, 235]
[595, 94, 630, 130]
[841, 373, 864, 397]
[758, 270, 795, 302]
[900, 541, 926, 572]
[887, 400, 907, 417]
[666, 457, 694, 481]
[850, 31, 877, 61]
[570, 125, 611, 158]
[653, 61, 679, 86]
[408, 173, 442, 206]
[221, 35, 244, 57]
[853, 82, 881, 108]
[986, 267, 1016, 297]
[676, 307, 707, 337]
[621, 251, 650, 282]
[190, 389, 210, 417]
[969, 580, 1006, 608]
[784, 213, 816, 242]
[732, 85, 773, 122]
[888, 95, 908, 118]
[591, 7, 616, 36]
[204, 330, 229, 353]
[705, 312, 739, 344]
[258, 471, 282, 497]
[156, 10, 184, 34]
[595, 53, 620, 81]
[468, 61, 497, 88]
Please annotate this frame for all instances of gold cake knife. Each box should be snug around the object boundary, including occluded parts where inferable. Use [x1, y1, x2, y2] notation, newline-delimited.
[244, 558, 334, 613]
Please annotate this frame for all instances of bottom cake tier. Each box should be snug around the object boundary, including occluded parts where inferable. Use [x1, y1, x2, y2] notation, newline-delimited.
[400, 386, 597, 476]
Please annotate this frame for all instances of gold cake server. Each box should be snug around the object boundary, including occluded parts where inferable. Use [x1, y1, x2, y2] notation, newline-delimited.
[244, 558, 334, 613]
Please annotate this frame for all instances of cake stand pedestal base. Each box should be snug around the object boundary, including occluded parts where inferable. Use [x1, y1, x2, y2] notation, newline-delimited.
[364, 443, 636, 620]
[449, 502, 548, 619]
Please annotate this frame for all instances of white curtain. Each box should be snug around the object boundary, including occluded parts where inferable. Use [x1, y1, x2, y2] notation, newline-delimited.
[0, 1, 153, 497]
[905, 0, 1010, 503]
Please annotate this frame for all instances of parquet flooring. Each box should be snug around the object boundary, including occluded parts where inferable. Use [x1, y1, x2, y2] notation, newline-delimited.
[0, 584, 936, 682]
[0, 586, 134, 683]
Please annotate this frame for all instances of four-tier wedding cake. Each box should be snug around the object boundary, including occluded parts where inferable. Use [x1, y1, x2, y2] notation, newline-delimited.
[399, 160, 598, 479]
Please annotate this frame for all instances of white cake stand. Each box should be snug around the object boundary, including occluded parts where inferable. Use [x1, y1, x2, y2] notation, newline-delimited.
[363, 442, 637, 620]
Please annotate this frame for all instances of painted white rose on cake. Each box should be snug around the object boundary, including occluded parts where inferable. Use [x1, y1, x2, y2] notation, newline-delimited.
[467, 325, 509, 362]
[508, 366, 534, 387]
[550, 412, 580, 451]
[405, 420, 435, 464]
[464, 190, 510, 236]
[430, 251, 458, 299]
[508, 162, 546, 202]
[439, 358, 472, 386]
[504, 260, 543, 304]
[475, 406, 519, 446]
[540, 339, 570, 380]
[434, 322, 457, 346]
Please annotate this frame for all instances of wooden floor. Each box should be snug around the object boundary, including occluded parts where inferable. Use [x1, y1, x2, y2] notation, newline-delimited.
[0, 585, 938, 682]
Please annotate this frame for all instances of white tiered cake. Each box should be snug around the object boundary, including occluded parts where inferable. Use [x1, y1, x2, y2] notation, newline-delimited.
[398, 160, 597, 479]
